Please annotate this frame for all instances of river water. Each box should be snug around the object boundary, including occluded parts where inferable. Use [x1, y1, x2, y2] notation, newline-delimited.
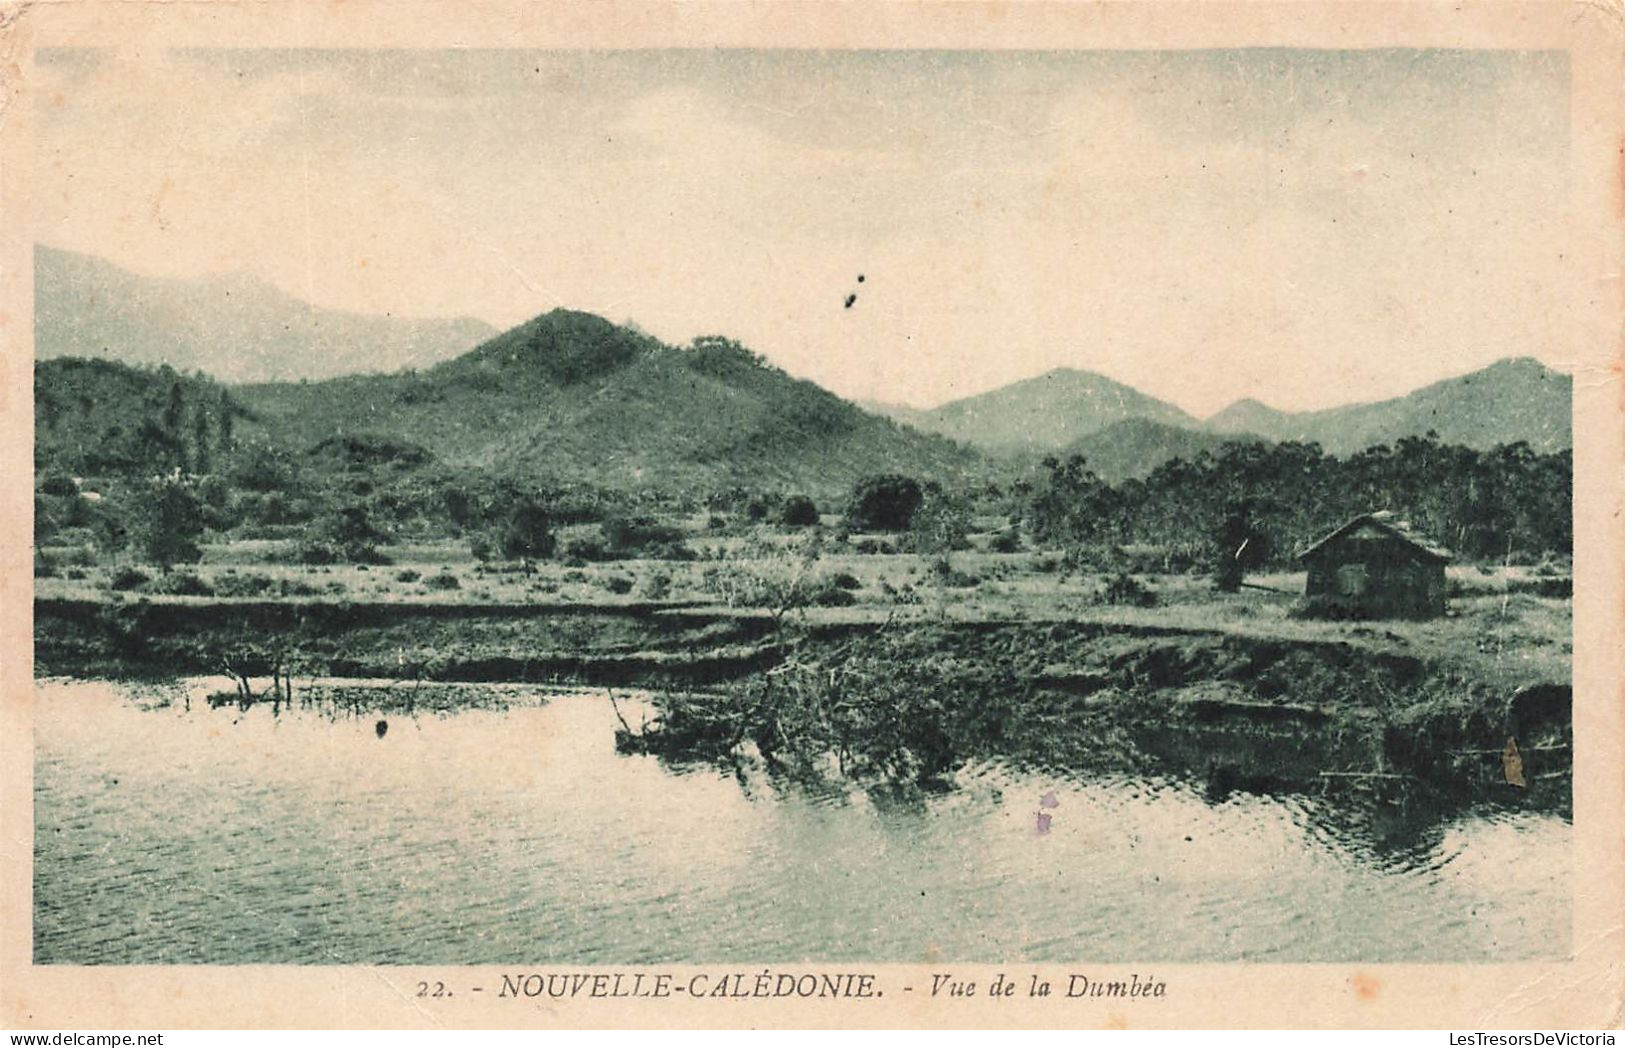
[33, 679, 1570, 964]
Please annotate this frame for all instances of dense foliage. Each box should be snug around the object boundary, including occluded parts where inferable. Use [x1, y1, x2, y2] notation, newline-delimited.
[846, 474, 924, 532]
[1025, 433, 1572, 568]
[779, 494, 820, 527]
[134, 472, 207, 570]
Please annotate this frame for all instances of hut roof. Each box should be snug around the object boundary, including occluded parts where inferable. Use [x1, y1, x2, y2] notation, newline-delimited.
[1297, 510, 1453, 564]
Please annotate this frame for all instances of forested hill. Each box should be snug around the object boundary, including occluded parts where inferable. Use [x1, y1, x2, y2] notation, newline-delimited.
[234, 310, 991, 495]
[1055, 418, 1270, 484]
[35, 358, 242, 476]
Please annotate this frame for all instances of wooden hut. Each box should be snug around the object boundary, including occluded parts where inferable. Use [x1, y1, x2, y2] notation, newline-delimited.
[1297, 511, 1451, 619]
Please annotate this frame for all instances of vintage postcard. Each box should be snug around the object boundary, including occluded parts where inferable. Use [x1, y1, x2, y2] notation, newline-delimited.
[2, 0, 1621, 1031]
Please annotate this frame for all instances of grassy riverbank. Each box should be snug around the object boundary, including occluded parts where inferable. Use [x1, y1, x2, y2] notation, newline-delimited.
[35, 573, 1571, 808]
[34, 527, 1572, 808]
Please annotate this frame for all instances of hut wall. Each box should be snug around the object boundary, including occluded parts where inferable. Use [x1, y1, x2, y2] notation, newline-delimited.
[1302, 533, 1446, 619]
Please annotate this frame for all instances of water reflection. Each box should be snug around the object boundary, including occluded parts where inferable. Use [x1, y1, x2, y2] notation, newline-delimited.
[33, 678, 1571, 965]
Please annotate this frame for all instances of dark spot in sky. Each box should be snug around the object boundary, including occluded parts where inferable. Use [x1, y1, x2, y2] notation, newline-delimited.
[375, 720, 389, 738]
[844, 293, 857, 309]
[857, 274, 865, 283]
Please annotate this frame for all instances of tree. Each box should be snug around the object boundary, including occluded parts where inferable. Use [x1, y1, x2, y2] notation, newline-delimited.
[161, 380, 189, 473]
[1213, 502, 1253, 592]
[779, 494, 820, 528]
[846, 474, 923, 532]
[498, 498, 556, 560]
[906, 484, 971, 555]
[296, 502, 391, 564]
[137, 471, 207, 570]
[1027, 455, 1119, 548]
[192, 407, 213, 475]
[216, 390, 235, 452]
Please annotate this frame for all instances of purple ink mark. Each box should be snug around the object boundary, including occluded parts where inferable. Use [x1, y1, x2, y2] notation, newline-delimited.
[1035, 811, 1053, 835]
[1040, 790, 1059, 809]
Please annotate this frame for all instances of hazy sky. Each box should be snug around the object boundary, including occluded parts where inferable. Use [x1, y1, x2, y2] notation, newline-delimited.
[33, 47, 1573, 415]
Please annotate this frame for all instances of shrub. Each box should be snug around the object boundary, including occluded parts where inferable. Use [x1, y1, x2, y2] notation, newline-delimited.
[601, 515, 683, 556]
[988, 528, 1022, 554]
[233, 492, 317, 528]
[928, 555, 979, 588]
[424, 571, 461, 591]
[209, 572, 273, 597]
[1534, 576, 1573, 598]
[1101, 572, 1157, 607]
[396, 569, 422, 583]
[297, 504, 391, 565]
[639, 570, 673, 600]
[33, 551, 58, 578]
[780, 495, 820, 528]
[846, 475, 923, 532]
[39, 473, 80, 497]
[228, 440, 301, 493]
[207, 573, 320, 598]
[293, 540, 391, 566]
[561, 535, 609, 562]
[829, 572, 861, 590]
[602, 575, 634, 595]
[108, 566, 151, 591]
[809, 586, 857, 607]
[143, 572, 215, 597]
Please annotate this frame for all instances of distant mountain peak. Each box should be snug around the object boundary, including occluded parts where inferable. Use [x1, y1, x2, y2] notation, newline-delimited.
[34, 244, 498, 383]
[898, 364, 1198, 454]
[1214, 396, 1276, 413]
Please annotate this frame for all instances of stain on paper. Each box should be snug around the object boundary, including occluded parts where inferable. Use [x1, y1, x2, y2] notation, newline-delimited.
[1503, 735, 1526, 788]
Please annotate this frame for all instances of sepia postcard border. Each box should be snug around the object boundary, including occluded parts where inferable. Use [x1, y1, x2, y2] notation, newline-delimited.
[1, 0, 1621, 1030]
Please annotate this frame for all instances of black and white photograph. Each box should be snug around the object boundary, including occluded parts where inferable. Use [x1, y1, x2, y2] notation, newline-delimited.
[6, 0, 1623, 1032]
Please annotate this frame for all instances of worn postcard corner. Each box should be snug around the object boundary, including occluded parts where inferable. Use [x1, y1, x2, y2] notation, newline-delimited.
[2, 0, 1623, 1032]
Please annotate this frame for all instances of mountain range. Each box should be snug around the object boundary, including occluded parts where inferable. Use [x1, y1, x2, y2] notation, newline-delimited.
[33, 247, 1573, 492]
[34, 244, 497, 383]
[877, 358, 1571, 461]
[1199, 357, 1570, 455]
